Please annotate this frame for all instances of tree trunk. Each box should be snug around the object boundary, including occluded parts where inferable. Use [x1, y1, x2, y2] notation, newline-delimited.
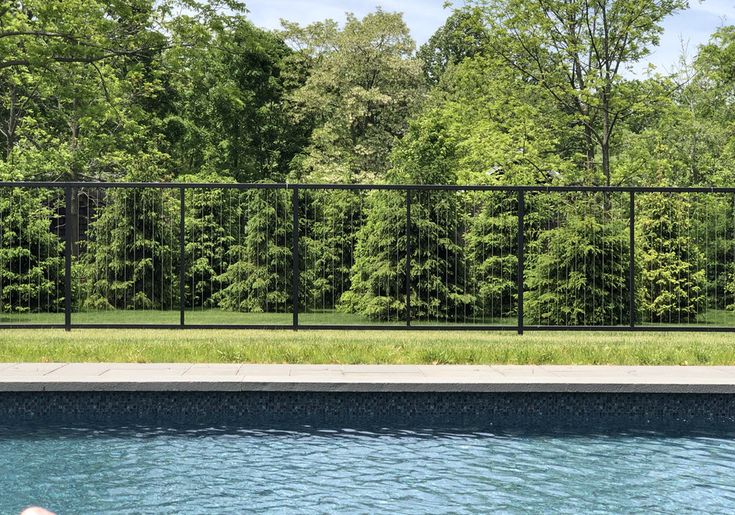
[5, 85, 18, 159]
[584, 124, 595, 174]
[67, 103, 81, 257]
[601, 138, 610, 187]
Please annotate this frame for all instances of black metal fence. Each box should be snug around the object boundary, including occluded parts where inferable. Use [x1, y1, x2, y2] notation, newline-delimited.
[1, 181, 735, 332]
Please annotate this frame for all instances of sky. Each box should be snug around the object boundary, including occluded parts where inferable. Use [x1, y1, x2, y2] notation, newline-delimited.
[245, 0, 735, 76]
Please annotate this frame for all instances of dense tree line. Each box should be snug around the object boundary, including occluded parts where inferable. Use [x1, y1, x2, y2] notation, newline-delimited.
[1, 0, 735, 324]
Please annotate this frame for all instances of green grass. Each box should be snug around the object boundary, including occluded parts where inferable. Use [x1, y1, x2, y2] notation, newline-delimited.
[0, 327, 735, 365]
[0, 308, 734, 365]
[0, 309, 511, 326]
[2, 308, 733, 327]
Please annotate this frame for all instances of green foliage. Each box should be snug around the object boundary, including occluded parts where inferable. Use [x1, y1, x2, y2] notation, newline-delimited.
[340, 109, 470, 322]
[3, 0, 735, 329]
[0, 180, 63, 314]
[637, 193, 706, 323]
[525, 195, 630, 325]
[164, 15, 306, 181]
[417, 7, 488, 84]
[80, 180, 179, 311]
[409, 191, 473, 321]
[471, 0, 687, 183]
[214, 187, 293, 313]
[284, 10, 424, 183]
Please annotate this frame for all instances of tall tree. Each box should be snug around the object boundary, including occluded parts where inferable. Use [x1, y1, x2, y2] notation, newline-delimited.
[163, 10, 307, 182]
[417, 6, 489, 84]
[284, 9, 424, 183]
[472, 0, 686, 185]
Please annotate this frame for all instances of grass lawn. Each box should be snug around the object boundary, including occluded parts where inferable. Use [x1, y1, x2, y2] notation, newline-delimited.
[0, 327, 734, 365]
[3, 307, 734, 326]
[0, 309, 512, 326]
[0, 308, 733, 365]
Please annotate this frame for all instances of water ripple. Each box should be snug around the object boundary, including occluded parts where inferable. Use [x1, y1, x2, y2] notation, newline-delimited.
[1, 426, 735, 514]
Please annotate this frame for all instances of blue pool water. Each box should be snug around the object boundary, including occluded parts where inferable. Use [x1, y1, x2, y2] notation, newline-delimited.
[1, 426, 734, 514]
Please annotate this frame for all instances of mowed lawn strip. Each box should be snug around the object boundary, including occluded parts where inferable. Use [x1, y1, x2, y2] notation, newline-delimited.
[0, 330, 734, 365]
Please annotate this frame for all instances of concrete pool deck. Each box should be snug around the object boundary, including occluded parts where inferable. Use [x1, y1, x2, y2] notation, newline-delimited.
[1, 364, 735, 393]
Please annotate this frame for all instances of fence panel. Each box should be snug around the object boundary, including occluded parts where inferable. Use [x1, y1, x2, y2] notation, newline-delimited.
[0, 185, 65, 326]
[522, 191, 631, 328]
[635, 192, 735, 329]
[71, 186, 180, 326]
[298, 188, 382, 326]
[0, 181, 734, 332]
[184, 186, 293, 327]
[411, 189, 518, 327]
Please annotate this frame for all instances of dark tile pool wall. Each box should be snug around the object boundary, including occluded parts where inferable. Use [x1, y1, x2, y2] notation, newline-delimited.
[1, 392, 735, 431]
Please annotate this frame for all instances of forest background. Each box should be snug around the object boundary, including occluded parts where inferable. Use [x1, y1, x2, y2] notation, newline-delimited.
[1, 0, 734, 325]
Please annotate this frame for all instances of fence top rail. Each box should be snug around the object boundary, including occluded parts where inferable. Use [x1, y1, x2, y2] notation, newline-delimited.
[0, 181, 734, 193]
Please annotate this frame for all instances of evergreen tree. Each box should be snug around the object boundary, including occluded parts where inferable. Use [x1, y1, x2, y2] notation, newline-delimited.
[525, 194, 630, 325]
[637, 193, 706, 323]
[80, 171, 179, 311]
[0, 175, 64, 315]
[341, 114, 471, 321]
[214, 186, 293, 313]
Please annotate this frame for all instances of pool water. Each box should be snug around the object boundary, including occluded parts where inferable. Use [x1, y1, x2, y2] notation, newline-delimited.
[1, 426, 734, 514]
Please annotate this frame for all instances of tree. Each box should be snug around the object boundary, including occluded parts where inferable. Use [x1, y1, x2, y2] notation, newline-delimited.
[163, 11, 308, 182]
[417, 7, 489, 84]
[525, 193, 631, 325]
[341, 115, 471, 322]
[214, 186, 293, 313]
[284, 9, 424, 183]
[637, 193, 705, 323]
[472, 0, 687, 185]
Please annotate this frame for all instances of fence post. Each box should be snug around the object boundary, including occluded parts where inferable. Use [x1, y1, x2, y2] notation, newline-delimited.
[405, 190, 412, 327]
[629, 191, 635, 328]
[292, 187, 300, 330]
[64, 186, 73, 331]
[517, 190, 525, 335]
[179, 186, 185, 327]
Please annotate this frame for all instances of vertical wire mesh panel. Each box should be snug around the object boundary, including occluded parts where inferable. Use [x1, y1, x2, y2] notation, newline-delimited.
[0, 186, 64, 325]
[463, 190, 519, 326]
[73, 186, 179, 325]
[524, 191, 630, 328]
[408, 189, 471, 326]
[408, 189, 518, 326]
[636, 192, 726, 328]
[299, 188, 369, 325]
[185, 186, 292, 326]
[332, 188, 406, 326]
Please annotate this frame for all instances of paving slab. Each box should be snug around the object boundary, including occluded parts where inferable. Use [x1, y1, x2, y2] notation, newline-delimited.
[1, 364, 735, 393]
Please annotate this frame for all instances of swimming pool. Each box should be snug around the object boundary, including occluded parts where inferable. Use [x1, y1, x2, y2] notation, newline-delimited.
[2, 425, 734, 513]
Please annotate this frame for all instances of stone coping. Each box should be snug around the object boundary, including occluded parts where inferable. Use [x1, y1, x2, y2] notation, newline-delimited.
[0, 364, 734, 393]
